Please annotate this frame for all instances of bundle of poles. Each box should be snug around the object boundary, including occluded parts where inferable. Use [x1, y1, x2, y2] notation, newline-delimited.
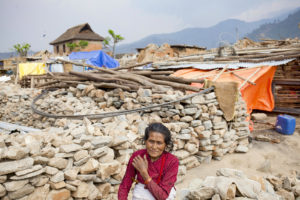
[22, 59, 204, 92]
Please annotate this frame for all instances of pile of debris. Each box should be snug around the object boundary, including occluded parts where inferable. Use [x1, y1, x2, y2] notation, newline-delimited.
[182, 168, 300, 200]
[0, 82, 251, 199]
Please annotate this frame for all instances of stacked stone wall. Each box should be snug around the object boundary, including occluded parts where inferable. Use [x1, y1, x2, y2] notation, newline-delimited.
[0, 83, 251, 199]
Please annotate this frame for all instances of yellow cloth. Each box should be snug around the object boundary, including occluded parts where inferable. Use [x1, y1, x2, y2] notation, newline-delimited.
[19, 63, 46, 79]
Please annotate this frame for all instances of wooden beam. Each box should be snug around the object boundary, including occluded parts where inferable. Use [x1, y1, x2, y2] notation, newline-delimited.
[231, 72, 256, 85]
[239, 68, 261, 89]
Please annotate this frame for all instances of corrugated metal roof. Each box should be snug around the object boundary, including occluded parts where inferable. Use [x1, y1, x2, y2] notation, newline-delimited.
[137, 59, 295, 70]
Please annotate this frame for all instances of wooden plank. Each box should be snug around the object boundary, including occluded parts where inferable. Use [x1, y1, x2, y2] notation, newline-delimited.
[273, 107, 300, 115]
[273, 79, 300, 85]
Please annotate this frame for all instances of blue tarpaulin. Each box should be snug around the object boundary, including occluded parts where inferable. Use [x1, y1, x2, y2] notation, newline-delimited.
[69, 50, 119, 69]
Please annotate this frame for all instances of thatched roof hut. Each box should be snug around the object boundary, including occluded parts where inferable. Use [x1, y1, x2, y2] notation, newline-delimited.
[50, 23, 104, 45]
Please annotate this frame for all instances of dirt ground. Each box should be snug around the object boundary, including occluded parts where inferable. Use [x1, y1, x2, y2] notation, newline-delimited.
[175, 112, 300, 199]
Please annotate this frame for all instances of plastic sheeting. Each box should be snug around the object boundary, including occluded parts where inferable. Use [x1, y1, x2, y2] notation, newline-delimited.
[69, 50, 119, 69]
[19, 63, 46, 79]
[49, 63, 64, 72]
[173, 66, 277, 114]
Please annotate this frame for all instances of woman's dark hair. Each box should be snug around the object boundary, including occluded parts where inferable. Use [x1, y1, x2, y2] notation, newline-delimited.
[144, 122, 173, 151]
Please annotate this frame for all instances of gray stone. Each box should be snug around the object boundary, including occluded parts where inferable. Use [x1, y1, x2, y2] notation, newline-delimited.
[77, 174, 97, 181]
[74, 150, 89, 161]
[97, 160, 121, 180]
[72, 181, 89, 198]
[180, 116, 193, 122]
[188, 187, 215, 199]
[198, 130, 212, 139]
[203, 120, 213, 130]
[65, 183, 77, 191]
[6, 146, 29, 160]
[76, 84, 87, 90]
[91, 136, 113, 148]
[0, 184, 6, 197]
[201, 113, 210, 120]
[80, 158, 99, 174]
[27, 184, 50, 200]
[8, 184, 34, 199]
[55, 153, 74, 158]
[216, 168, 246, 179]
[10, 168, 45, 180]
[199, 139, 211, 146]
[0, 176, 6, 184]
[197, 155, 212, 164]
[205, 92, 216, 100]
[4, 180, 29, 192]
[50, 171, 64, 183]
[213, 121, 227, 130]
[45, 166, 59, 175]
[64, 168, 79, 181]
[283, 177, 292, 191]
[191, 95, 205, 104]
[59, 144, 82, 153]
[180, 128, 191, 135]
[0, 157, 34, 176]
[91, 146, 108, 158]
[251, 113, 267, 121]
[176, 134, 191, 140]
[49, 157, 68, 169]
[174, 150, 190, 160]
[32, 176, 49, 187]
[74, 156, 90, 166]
[235, 145, 249, 153]
[184, 108, 198, 115]
[15, 165, 42, 176]
[191, 120, 202, 127]
[33, 156, 49, 165]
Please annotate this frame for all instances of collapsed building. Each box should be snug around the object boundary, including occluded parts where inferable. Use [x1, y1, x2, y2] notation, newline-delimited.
[0, 37, 300, 199]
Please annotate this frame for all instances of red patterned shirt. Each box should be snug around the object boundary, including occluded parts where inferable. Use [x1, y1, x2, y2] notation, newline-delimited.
[118, 149, 179, 200]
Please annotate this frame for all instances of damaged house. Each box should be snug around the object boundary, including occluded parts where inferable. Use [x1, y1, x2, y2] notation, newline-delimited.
[50, 23, 104, 56]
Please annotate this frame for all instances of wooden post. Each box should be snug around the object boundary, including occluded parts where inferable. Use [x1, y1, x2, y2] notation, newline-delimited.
[14, 57, 19, 84]
[30, 77, 35, 88]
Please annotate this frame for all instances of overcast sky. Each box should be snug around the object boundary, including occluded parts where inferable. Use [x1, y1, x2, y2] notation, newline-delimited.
[1, 0, 300, 52]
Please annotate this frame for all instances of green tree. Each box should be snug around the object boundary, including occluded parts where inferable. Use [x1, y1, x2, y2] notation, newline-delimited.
[67, 40, 89, 51]
[103, 29, 124, 58]
[13, 43, 31, 57]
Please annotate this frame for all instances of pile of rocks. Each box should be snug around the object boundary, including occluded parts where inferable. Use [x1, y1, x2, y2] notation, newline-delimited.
[0, 83, 252, 199]
[181, 168, 300, 200]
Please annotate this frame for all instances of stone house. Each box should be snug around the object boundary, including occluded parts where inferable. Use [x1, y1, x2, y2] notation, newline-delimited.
[50, 23, 104, 56]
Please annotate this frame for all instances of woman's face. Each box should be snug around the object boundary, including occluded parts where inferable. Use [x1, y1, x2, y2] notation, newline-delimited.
[145, 131, 166, 161]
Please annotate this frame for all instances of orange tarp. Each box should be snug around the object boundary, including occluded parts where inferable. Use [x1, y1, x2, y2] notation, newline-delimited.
[172, 66, 277, 114]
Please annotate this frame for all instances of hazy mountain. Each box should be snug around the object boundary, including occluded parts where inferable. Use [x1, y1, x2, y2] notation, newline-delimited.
[246, 8, 300, 41]
[116, 18, 272, 54]
[0, 51, 36, 60]
[117, 8, 300, 54]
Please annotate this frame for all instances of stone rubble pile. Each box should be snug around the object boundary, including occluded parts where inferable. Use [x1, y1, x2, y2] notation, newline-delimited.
[0, 83, 252, 199]
[181, 168, 300, 200]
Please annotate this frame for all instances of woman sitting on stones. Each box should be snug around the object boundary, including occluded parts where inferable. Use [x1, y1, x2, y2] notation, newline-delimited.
[118, 122, 179, 200]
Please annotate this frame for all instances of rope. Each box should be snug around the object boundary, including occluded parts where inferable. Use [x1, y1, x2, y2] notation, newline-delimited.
[31, 87, 214, 120]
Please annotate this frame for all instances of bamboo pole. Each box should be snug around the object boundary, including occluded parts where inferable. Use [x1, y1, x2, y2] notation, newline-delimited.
[112, 61, 153, 71]
[213, 65, 228, 81]
[230, 72, 256, 85]
[239, 68, 261, 89]
[150, 75, 204, 84]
